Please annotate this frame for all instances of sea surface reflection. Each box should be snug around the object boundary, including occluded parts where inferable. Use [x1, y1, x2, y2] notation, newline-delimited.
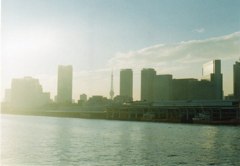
[1, 115, 240, 165]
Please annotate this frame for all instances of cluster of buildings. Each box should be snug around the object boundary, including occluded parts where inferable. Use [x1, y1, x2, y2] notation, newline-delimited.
[141, 60, 223, 101]
[119, 60, 239, 102]
[4, 77, 51, 109]
[2, 59, 240, 109]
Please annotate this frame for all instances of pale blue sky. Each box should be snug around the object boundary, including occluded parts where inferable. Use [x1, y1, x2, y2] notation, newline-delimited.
[2, 0, 240, 100]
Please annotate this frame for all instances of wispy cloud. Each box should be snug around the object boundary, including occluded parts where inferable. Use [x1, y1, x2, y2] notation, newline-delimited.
[108, 32, 240, 73]
[106, 32, 240, 98]
[193, 28, 205, 33]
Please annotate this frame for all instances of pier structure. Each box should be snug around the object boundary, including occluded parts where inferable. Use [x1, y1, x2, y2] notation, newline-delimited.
[106, 100, 240, 124]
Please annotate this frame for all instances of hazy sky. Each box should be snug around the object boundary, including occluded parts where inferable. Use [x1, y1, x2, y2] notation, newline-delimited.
[2, 0, 240, 101]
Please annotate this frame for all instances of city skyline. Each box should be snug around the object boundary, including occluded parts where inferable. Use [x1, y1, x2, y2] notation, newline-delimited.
[3, 59, 239, 103]
[2, 0, 240, 101]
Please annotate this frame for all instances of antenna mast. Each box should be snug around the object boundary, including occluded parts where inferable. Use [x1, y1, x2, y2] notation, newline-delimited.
[109, 70, 114, 100]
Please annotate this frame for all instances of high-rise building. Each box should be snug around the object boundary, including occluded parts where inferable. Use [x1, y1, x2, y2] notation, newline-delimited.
[57, 65, 73, 103]
[202, 60, 223, 100]
[153, 75, 172, 101]
[120, 69, 133, 98]
[141, 68, 156, 101]
[10, 77, 50, 108]
[234, 61, 240, 99]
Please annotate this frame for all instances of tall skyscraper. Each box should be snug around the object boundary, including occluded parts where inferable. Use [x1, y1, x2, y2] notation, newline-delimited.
[57, 65, 73, 104]
[202, 59, 223, 100]
[234, 61, 240, 99]
[141, 68, 156, 102]
[120, 69, 133, 98]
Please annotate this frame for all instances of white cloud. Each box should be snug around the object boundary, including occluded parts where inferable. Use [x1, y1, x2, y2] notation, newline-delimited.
[194, 28, 205, 33]
[108, 32, 240, 72]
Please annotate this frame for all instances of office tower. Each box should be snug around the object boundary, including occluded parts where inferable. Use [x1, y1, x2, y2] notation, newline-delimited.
[141, 68, 156, 102]
[153, 75, 172, 101]
[120, 69, 133, 98]
[234, 61, 240, 99]
[57, 65, 73, 103]
[10, 77, 50, 108]
[202, 60, 223, 100]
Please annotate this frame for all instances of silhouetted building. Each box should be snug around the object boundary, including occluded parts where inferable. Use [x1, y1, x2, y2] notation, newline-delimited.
[114, 95, 133, 104]
[120, 69, 133, 98]
[190, 80, 215, 100]
[80, 94, 87, 102]
[202, 59, 223, 100]
[77, 94, 87, 105]
[234, 61, 240, 99]
[57, 65, 73, 104]
[87, 95, 109, 106]
[9, 77, 51, 108]
[153, 75, 172, 101]
[140, 60, 223, 101]
[141, 68, 156, 101]
[171, 60, 223, 100]
[172, 78, 197, 100]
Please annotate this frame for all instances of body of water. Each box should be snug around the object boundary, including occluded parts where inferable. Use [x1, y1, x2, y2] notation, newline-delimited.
[1, 115, 240, 165]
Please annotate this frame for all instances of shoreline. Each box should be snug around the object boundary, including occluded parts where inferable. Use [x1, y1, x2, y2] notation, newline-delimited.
[1, 109, 240, 126]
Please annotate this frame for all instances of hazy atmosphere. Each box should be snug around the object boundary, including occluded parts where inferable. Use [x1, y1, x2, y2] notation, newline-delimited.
[2, 0, 240, 101]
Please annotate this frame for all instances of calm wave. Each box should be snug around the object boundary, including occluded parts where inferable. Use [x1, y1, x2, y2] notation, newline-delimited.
[1, 115, 240, 165]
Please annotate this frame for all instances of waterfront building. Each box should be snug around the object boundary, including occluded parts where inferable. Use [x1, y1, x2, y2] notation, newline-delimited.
[114, 95, 132, 104]
[153, 75, 172, 101]
[141, 68, 156, 101]
[172, 78, 197, 100]
[87, 95, 109, 106]
[77, 94, 87, 105]
[234, 61, 240, 99]
[120, 69, 133, 98]
[10, 77, 51, 108]
[140, 60, 223, 101]
[170, 60, 222, 100]
[57, 65, 73, 104]
[80, 94, 87, 102]
[202, 59, 223, 100]
[189, 80, 215, 100]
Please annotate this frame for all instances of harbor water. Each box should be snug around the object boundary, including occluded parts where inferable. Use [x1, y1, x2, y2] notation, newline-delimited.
[1, 114, 240, 165]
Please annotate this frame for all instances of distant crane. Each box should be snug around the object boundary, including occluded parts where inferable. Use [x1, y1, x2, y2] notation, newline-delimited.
[109, 70, 114, 100]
